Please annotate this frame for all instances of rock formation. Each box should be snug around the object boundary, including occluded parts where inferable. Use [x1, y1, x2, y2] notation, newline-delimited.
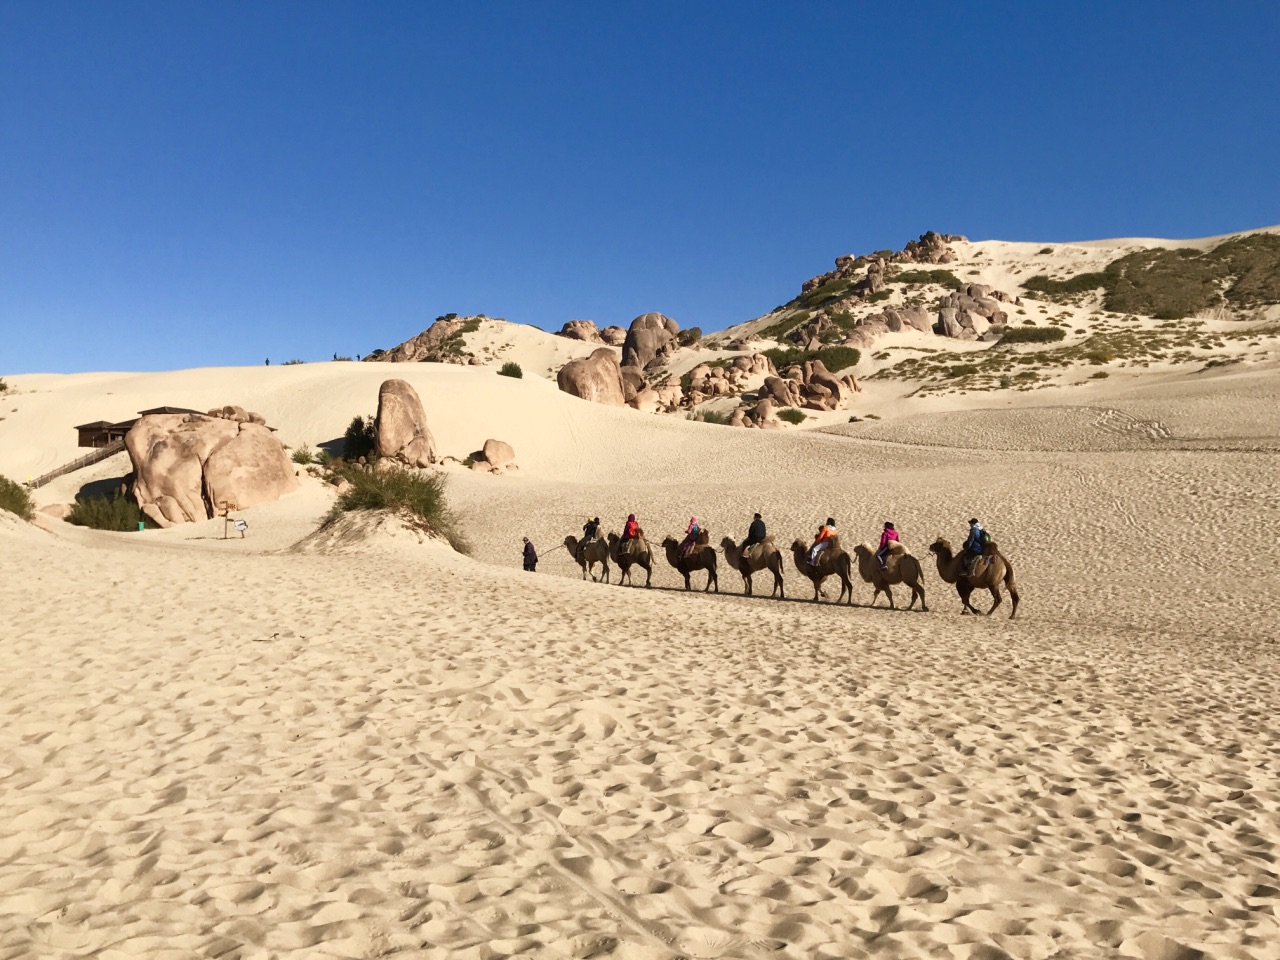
[600, 326, 627, 346]
[366, 316, 479, 364]
[558, 320, 603, 343]
[556, 347, 626, 406]
[621, 313, 680, 371]
[935, 284, 1011, 340]
[375, 379, 437, 467]
[127, 411, 298, 528]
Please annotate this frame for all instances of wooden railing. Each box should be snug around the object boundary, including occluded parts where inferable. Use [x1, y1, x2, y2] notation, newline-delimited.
[26, 439, 128, 489]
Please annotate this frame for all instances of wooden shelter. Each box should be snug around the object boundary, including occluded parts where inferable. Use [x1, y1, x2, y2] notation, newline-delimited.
[75, 407, 207, 448]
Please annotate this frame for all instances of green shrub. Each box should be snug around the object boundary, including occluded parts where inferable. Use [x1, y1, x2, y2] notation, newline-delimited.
[687, 409, 731, 425]
[291, 444, 314, 465]
[947, 364, 979, 378]
[763, 345, 861, 372]
[67, 491, 146, 531]
[867, 291, 892, 304]
[315, 449, 333, 468]
[891, 269, 964, 290]
[799, 279, 852, 310]
[1090, 371, 1110, 379]
[328, 467, 469, 553]
[677, 327, 703, 346]
[0, 475, 34, 521]
[282, 359, 305, 365]
[999, 326, 1067, 344]
[1038, 247, 1053, 255]
[343, 414, 377, 460]
[777, 408, 807, 424]
[757, 310, 808, 343]
[458, 317, 482, 334]
[0, 378, 8, 393]
[498, 361, 523, 378]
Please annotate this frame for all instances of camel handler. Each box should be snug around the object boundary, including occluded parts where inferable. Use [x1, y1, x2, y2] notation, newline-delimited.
[522, 537, 538, 572]
[875, 521, 899, 569]
[809, 518, 837, 563]
[578, 516, 601, 563]
[742, 513, 767, 553]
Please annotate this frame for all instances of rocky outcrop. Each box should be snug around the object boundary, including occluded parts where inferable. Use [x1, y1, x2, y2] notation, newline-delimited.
[375, 379, 437, 466]
[127, 412, 298, 528]
[895, 231, 962, 265]
[600, 326, 627, 346]
[556, 347, 626, 406]
[621, 313, 680, 371]
[801, 232, 966, 296]
[935, 284, 1011, 339]
[367, 317, 478, 364]
[682, 354, 777, 406]
[558, 320, 603, 343]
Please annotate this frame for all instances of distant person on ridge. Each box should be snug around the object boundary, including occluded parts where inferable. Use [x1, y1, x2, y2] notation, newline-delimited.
[679, 516, 702, 557]
[522, 537, 538, 572]
[875, 521, 899, 569]
[742, 513, 767, 553]
[809, 518, 837, 563]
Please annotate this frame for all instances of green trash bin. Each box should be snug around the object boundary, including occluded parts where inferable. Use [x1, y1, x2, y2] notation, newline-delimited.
[137, 522, 145, 532]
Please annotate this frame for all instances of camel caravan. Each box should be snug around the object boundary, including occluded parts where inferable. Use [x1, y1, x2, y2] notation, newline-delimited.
[561, 515, 1020, 618]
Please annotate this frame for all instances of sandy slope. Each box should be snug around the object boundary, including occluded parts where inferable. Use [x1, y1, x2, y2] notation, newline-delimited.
[2, 353, 1280, 958]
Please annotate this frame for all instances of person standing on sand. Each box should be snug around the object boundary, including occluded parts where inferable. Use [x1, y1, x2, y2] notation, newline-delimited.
[522, 537, 537, 572]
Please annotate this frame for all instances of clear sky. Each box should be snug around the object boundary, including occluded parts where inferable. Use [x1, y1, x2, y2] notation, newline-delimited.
[3, 1, 1278, 373]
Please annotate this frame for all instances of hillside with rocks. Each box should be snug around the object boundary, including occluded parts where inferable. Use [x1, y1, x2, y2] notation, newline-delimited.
[361, 226, 1280, 428]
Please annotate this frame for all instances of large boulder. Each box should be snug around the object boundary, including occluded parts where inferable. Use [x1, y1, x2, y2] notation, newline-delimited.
[600, 325, 627, 346]
[375, 379, 437, 466]
[556, 347, 626, 406]
[481, 439, 515, 468]
[127, 413, 298, 528]
[558, 320, 603, 343]
[621, 313, 680, 371]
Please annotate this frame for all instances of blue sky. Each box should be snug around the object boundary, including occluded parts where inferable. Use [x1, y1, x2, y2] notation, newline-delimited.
[3, 1, 1278, 373]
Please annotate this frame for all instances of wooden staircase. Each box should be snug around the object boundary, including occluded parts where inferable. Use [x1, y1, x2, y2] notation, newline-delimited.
[27, 439, 127, 489]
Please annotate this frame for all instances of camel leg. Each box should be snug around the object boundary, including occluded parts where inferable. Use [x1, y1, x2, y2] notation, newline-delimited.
[773, 569, 784, 600]
[682, 571, 691, 591]
[742, 571, 752, 596]
[986, 587, 1003, 616]
[957, 583, 979, 614]
[705, 570, 717, 593]
[885, 584, 896, 610]
[644, 561, 652, 588]
[913, 581, 927, 612]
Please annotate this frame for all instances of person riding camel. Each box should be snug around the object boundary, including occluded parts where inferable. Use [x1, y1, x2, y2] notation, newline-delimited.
[963, 518, 991, 576]
[809, 518, 837, 564]
[621, 513, 639, 542]
[679, 516, 702, 558]
[741, 513, 767, 555]
[578, 516, 601, 562]
[875, 521, 899, 570]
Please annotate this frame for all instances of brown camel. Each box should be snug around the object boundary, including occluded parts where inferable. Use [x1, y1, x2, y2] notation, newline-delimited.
[721, 536, 785, 599]
[851, 542, 927, 611]
[928, 537, 1020, 619]
[789, 538, 853, 604]
[661, 535, 719, 593]
[563, 534, 611, 583]
[606, 531, 653, 588]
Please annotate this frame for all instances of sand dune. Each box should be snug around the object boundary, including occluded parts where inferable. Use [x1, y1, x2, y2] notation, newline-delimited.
[2, 351, 1279, 958]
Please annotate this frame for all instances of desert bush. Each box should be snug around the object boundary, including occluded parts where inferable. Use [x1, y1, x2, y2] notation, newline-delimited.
[677, 327, 703, 346]
[498, 361, 523, 378]
[282, 359, 306, 365]
[686, 409, 731, 425]
[315, 449, 333, 468]
[947, 364, 980, 378]
[777, 408, 807, 425]
[0, 475, 34, 521]
[67, 492, 145, 531]
[799, 279, 852, 310]
[758, 310, 808, 343]
[328, 467, 469, 553]
[0, 378, 8, 393]
[458, 317, 482, 334]
[1000, 326, 1067, 344]
[815, 346, 860, 371]
[291, 444, 314, 465]
[1038, 247, 1054, 255]
[867, 291, 892, 304]
[1090, 371, 1110, 379]
[891, 269, 964, 290]
[343, 415, 377, 460]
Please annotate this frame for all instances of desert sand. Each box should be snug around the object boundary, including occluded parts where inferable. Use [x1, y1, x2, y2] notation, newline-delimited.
[3, 338, 1280, 960]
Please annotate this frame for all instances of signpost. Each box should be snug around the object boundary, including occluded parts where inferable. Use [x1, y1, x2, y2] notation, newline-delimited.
[219, 501, 241, 540]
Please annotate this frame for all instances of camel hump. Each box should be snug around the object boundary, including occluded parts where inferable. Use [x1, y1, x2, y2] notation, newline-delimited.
[888, 541, 907, 556]
[696, 529, 710, 545]
[744, 542, 768, 564]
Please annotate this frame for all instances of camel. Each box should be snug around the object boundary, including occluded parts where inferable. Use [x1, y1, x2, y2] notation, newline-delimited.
[661, 535, 719, 593]
[928, 537, 1020, 619]
[606, 531, 653, 588]
[563, 534, 610, 583]
[851, 542, 927, 611]
[721, 536, 785, 598]
[789, 538, 854, 604]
